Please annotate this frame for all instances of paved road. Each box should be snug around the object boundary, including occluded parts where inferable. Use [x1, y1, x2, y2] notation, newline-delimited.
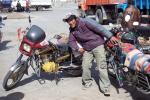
[0, 2, 150, 100]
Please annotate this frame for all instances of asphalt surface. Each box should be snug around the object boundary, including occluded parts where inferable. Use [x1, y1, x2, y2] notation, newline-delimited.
[0, 2, 150, 100]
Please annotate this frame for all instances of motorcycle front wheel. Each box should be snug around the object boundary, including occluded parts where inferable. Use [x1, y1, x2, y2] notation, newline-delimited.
[3, 60, 27, 91]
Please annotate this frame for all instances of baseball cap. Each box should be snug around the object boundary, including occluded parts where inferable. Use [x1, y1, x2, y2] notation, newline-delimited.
[63, 13, 77, 22]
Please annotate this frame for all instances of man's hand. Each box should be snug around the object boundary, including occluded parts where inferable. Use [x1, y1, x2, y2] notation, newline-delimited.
[109, 36, 119, 45]
[78, 48, 85, 54]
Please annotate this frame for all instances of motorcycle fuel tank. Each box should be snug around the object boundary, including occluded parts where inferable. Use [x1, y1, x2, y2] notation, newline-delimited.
[26, 25, 46, 43]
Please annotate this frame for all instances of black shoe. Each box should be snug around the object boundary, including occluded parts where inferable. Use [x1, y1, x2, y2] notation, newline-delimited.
[103, 90, 110, 96]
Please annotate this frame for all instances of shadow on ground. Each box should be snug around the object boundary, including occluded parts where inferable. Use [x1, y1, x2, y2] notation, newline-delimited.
[0, 92, 24, 100]
[0, 40, 12, 51]
[85, 62, 150, 100]
[109, 75, 150, 100]
[106, 65, 150, 100]
[10, 68, 81, 90]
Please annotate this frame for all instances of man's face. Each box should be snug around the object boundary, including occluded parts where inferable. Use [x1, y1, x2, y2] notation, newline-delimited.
[67, 19, 76, 28]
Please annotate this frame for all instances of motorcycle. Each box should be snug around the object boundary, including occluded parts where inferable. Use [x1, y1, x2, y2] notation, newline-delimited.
[105, 27, 150, 94]
[3, 16, 82, 91]
[0, 16, 7, 43]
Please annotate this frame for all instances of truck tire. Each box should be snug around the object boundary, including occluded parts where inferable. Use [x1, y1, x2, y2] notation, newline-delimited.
[8, 8, 13, 12]
[79, 10, 86, 18]
[96, 9, 103, 24]
[36, 7, 39, 11]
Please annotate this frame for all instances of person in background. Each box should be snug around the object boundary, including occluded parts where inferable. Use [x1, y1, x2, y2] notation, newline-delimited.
[25, 0, 30, 13]
[16, 0, 22, 12]
[63, 13, 118, 96]
[121, 0, 141, 31]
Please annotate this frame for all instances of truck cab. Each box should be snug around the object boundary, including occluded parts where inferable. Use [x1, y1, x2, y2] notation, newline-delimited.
[77, 0, 125, 24]
[0, 0, 13, 12]
[11, 0, 26, 11]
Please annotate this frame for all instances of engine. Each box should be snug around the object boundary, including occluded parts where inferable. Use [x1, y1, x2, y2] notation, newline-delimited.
[35, 44, 71, 73]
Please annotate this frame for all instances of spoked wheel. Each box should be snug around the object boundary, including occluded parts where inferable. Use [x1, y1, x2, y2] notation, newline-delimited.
[3, 61, 27, 90]
[107, 58, 124, 87]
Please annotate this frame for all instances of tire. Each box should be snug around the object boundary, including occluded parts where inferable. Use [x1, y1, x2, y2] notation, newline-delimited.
[95, 9, 103, 24]
[3, 61, 27, 91]
[107, 56, 125, 87]
[80, 10, 86, 18]
[36, 7, 39, 11]
[8, 8, 13, 12]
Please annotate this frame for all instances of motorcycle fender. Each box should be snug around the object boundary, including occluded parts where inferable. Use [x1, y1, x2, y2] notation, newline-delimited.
[10, 61, 28, 75]
[10, 63, 20, 71]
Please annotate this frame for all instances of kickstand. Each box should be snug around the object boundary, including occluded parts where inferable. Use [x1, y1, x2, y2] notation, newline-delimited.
[55, 72, 61, 85]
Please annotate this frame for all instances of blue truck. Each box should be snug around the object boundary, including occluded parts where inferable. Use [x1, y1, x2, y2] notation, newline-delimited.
[117, 0, 150, 15]
[0, 0, 13, 12]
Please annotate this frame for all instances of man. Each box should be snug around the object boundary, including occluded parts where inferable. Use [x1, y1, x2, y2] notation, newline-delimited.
[63, 13, 118, 96]
[25, 0, 30, 13]
[16, 1, 22, 12]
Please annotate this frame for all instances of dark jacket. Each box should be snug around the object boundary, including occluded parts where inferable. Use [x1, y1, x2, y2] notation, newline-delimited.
[69, 17, 113, 51]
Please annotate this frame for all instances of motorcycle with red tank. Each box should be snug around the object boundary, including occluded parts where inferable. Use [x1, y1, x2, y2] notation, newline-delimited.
[3, 16, 82, 91]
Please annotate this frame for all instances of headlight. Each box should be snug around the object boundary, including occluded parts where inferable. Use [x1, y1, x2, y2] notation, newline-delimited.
[23, 43, 31, 52]
[125, 14, 131, 22]
[133, 21, 139, 26]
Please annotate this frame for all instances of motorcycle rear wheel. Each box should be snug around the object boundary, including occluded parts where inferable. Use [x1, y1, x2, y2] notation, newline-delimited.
[3, 61, 27, 91]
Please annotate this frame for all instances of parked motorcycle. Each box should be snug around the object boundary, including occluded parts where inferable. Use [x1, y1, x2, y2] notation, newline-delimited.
[105, 27, 150, 94]
[3, 17, 82, 91]
[0, 16, 7, 43]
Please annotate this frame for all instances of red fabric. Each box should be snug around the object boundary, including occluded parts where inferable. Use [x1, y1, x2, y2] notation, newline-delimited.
[121, 43, 135, 53]
[145, 64, 150, 74]
[17, 28, 22, 41]
[25, 0, 29, 7]
[17, 28, 26, 41]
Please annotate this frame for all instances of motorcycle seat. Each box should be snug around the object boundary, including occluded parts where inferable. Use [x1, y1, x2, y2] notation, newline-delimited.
[56, 44, 69, 52]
